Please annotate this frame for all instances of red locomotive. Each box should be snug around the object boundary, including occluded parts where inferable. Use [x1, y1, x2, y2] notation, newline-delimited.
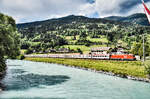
[110, 54, 136, 60]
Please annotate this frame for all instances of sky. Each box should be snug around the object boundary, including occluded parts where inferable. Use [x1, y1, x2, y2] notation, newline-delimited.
[0, 0, 150, 23]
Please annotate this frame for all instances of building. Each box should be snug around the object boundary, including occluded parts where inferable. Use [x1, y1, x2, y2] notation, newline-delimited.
[57, 48, 69, 53]
[90, 47, 111, 59]
[91, 47, 111, 55]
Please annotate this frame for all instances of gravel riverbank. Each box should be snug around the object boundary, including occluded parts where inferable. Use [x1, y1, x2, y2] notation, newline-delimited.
[67, 65, 150, 83]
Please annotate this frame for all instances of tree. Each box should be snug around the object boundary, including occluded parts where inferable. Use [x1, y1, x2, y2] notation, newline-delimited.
[131, 42, 150, 58]
[107, 31, 118, 46]
[0, 13, 20, 74]
[0, 23, 20, 58]
[77, 48, 83, 54]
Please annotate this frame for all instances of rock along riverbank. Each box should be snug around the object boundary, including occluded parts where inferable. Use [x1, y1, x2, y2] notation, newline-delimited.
[62, 64, 150, 83]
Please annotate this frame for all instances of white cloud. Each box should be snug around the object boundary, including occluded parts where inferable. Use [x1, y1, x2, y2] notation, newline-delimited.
[127, 1, 150, 16]
[95, 0, 125, 17]
[94, 0, 150, 17]
[0, 0, 94, 23]
[0, 0, 150, 23]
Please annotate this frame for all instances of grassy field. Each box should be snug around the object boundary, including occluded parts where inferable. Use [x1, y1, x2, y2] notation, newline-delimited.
[87, 36, 108, 43]
[145, 60, 150, 68]
[65, 35, 108, 43]
[25, 58, 147, 78]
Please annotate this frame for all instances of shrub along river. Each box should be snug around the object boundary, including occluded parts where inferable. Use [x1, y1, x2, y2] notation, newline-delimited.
[0, 60, 150, 99]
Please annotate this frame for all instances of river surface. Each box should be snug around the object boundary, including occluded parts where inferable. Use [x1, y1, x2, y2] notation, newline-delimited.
[0, 60, 150, 99]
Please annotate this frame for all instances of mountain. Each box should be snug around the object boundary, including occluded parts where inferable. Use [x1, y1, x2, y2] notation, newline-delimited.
[104, 13, 150, 26]
[17, 14, 134, 43]
[17, 14, 150, 53]
[17, 15, 132, 41]
[17, 13, 149, 30]
[17, 15, 130, 29]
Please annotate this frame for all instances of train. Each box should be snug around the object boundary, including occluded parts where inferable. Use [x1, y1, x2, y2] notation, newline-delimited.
[25, 53, 136, 61]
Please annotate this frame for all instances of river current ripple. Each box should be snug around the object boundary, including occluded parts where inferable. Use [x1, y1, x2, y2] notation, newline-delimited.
[0, 60, 150, 99]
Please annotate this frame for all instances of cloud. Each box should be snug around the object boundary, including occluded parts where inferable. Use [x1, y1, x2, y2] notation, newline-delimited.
[95, 0, 125, 17]
[0, 0, 95, 23]
[94, 0, 150, 17]
[0, 0, 150, 23]
[127, 1, 150, 16]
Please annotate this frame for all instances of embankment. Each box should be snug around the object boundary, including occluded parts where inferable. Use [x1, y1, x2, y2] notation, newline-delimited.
[25, 57, 150, 83]
[0, 58, 6, 79]
[0, 58, 6, 91]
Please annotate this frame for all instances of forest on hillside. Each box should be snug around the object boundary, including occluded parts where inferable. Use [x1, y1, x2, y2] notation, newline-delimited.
[17, 14, 150, 57]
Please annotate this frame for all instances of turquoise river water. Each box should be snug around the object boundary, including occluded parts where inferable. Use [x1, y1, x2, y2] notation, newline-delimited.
[0, 60, 150, 99]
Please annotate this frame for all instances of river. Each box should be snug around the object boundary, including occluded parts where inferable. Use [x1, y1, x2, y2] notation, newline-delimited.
[0, 60, 150, 99]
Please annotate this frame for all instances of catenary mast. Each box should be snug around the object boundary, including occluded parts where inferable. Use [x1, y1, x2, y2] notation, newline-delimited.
[141, 0, 150, 61]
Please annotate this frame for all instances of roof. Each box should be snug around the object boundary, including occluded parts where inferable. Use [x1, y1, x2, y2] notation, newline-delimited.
[91, 47, 111, 51]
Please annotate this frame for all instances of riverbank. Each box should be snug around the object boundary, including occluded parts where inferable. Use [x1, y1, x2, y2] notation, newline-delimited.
[0, 59, 6, 79]
[0, 60, 6, 91]
[25, 57, 150, 83]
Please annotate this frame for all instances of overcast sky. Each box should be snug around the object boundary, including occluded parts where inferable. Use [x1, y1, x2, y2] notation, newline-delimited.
[0, 0, 150, 23]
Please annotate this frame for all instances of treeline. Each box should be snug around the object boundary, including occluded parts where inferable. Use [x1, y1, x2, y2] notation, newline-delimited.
[0, 13, 20, 75]
[18, 15, 150, 57]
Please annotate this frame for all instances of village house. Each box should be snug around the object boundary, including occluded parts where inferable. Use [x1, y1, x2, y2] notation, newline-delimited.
[56, 48, 70, 53]
[91, 47, 111, 55]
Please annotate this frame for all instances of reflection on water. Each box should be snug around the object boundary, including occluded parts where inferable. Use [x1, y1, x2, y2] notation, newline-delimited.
[7, 65, 22, 67]
[2, 69, 70, 91]
[10, 69, 27, 74]
[1, 98, 65, 99]
[0, 82, 5, 90]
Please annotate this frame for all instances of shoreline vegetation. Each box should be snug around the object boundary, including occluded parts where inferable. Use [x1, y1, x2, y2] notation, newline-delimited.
[25, 57, 150, 83]
[0, 57, 6, 80]
[0, 13, 20, 91]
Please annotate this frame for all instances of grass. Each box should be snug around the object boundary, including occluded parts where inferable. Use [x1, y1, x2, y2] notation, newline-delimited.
[65, 35, 108, 43]
[87, 35, 108, 43]
[145, 60, 150, 64]
[25, 57, 147, 78]
[20, 49, 27, 54]
[145, 60, 150, 76]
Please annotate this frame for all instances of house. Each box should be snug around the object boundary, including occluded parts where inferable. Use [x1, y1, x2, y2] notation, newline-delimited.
[57, 48, 69, 53]
[91, 47, 111, 55]
[115, 48, 128, 54]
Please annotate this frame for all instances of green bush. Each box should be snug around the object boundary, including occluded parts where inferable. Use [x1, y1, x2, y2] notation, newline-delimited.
[20, 54, 25, 60]
[145, 60, 150, 77]
[25, 48, 33, 54]
[17, 54, 25, 60]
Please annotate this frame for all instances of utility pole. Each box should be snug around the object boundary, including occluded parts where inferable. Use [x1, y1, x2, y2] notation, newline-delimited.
[141, 0, 149, 62]
[143, 33, 145, 62]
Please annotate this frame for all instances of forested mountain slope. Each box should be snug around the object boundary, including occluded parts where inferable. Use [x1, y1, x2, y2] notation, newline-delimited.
[17, 14, 150, 56]
[104, 13, 149, 26]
